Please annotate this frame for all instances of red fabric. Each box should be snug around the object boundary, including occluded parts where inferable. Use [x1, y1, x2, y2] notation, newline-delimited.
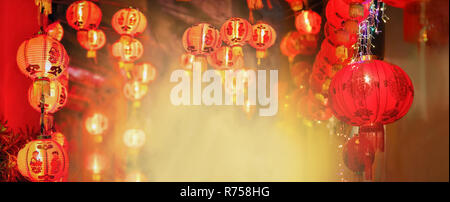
[329, 59, 414, 126]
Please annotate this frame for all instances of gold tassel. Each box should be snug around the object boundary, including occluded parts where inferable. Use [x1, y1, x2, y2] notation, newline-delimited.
[35, 0, 52, 16]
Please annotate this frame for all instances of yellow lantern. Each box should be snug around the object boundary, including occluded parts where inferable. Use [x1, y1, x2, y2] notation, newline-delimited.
[123, 129, 146, 149]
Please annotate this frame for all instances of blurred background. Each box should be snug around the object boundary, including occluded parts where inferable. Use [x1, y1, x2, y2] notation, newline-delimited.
[0, 0, 448, 182]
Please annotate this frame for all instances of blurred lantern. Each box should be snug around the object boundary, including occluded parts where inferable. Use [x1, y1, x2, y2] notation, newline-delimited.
[343, 135, 375, 180]
[17, 139, 69, 182]
[77, 29, 106, 58]
[248, 22, 277, 65]
[402, 0, 449, 44]
[207, 46, 244, 70]
[85, 152, 106, 181]
[132, 62, 157, 84]
[28, 78, 67, 114]
[246, 0, 269, 23]
[17, 35, 69, 80]
[123, 80, 148, 101]
[285, 0, 304, 12]
[182, 23, 222, 56]
[51, 131, 69, 152]
[325, 23, 358, 46]
[329, 59, 414, 152]
[126, 170, 146, 182]
[220, 17, 252, 56]
[326, 0, 369, 30]
[280, 31, 301, 62]
[298, 91, 332, 121]
[112, 35, 144, 63]
[123, 129, 146, 149]
[111, 8, 147, 36]
[85, 113, 109, 138]
[381, 0, 419, 8]
[290, 61, 311, 95]
[295, 10, 322, 35]
[66, 0, 102, 31]
[45, 21, 64, 41]
[320, 38, 354, 65]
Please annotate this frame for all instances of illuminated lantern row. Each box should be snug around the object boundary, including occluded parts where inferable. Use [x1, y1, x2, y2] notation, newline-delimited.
[220, 17, 252, 56]
[77, 29, 106, 58]
[207, 46, 244, 70]
[285, 0, 304, 12]
[295, 10, 322, 35]
[183, 23, 222, 56]
[342, 135, 375, 180]
[112, 35, 144, 63]
[112, 8, 147, 36]
[66, 0, 102, 31]
[248, 22, 276, 65]
[45, 21, 64, 41]
[17, 139, 69, 182]
[16, 35, 69, 80]
[132, 62, 157, 84]
[329, 59, 414, 152]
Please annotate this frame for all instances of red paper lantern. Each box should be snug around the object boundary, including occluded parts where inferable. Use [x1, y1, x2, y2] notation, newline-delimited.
[280, 31, 301, 61]
[51, 131, 69, 152]
[123, 80, 148, 101]
[207, 46, 244, 70]
[248, 22, 277, 63]
[111, 8, 147, 36]
[45, 21, 64, 41]
[220, 17, 252, 55]
[77, 29, 106, 58]
[381, 0, 419, 8]
[112, 35, 144, 63]
[17, 139, 69, 182]
[343, 135, 375, 180]
[320, 38, 354, 65]
[326, 0, 369, 29]
[285, 0, 304, 12]
[182, 23, 222, 56]
[132, 62, 157, 84]
[17, 35, 69, 80]
[309, 52, 332, 93]
[28, 78, 67, 114]
[325, 23, 358, 46]
[66, 0, 102, 31]
[329, 59, 414, 151]
[295, 10, 322, 35]
[290, 61, 311, 94]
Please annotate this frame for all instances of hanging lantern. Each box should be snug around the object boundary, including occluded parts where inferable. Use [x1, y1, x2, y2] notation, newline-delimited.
[329, 59, 414, 152]
[77, 29, 106, 58]
[297, 90, 332, 121]
[320, 38, 354, 65]
[325, 23, 358, 47]
[112, 35, 144, 63]
[123, 129, 146, 149]
[45, 21, 64, 41]
[343, 135, 375, 180]
[123, 80, 148, 101]
[85, 152, 106, 181]
[66, 0, 102, 31]
[17, 139, 69, 182]
[290, 61, 311, 95]
[295, 10, 322, 35]
[326, 0, 369, 29]
[207, 46, 244, 70]
[280, 31, 301, 61]
[246, 0, 267, 23]
[85, 113, 109, 136]
[220, 17, 252, 56]
[248, 22, 277, 64]
[132, 62, 157, 84]
[51, 131, 69, 152]
[180, 53, 196, 70]
[17, 35, 69, 80]
[182, 23, 222, 56]
[111, 8, 147, 36]
[28, 78, 67, 114]
[285, 0, 304, 12]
